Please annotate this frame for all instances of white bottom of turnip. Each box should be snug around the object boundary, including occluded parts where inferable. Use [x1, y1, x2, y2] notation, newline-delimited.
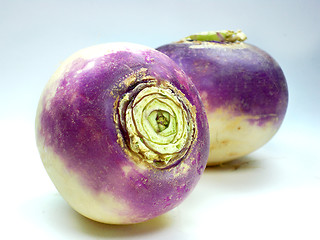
[206, 108, 280, 165]
[38, 144, 132, 224]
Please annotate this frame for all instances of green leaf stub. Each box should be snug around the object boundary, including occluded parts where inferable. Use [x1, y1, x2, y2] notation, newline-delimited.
[183, 30, 247, 43]
[115, 77, 197, 169]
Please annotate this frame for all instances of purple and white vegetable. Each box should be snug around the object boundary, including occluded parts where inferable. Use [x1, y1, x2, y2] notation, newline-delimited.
[157, 30, 288, 165]
[35, 43, 209, 224]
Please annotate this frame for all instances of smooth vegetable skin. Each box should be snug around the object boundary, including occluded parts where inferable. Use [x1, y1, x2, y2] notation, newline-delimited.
[35, 43, 209, 224]
[157, 31, 288, 165]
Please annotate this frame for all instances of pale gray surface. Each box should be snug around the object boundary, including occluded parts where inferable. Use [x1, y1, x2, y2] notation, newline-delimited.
[1, 0, 319, 239]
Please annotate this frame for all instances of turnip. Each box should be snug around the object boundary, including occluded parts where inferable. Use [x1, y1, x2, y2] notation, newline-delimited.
[35, 43, 209, 224]
[157, 30, 288, 165]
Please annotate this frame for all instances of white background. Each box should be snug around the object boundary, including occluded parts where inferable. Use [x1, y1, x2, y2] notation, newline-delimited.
[1, 0, 319, 239]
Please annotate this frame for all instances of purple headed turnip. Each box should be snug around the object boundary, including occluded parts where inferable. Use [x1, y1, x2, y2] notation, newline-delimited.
[157, 30, 288, 165]
[35, 43, 209, 224]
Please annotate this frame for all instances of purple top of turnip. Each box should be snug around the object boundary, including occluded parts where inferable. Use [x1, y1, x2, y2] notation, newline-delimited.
[157, 31, 288, 126]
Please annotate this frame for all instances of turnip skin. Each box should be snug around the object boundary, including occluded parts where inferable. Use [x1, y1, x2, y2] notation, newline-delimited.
[35, 43, 209, 224]
[157, 32, 288, 165]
